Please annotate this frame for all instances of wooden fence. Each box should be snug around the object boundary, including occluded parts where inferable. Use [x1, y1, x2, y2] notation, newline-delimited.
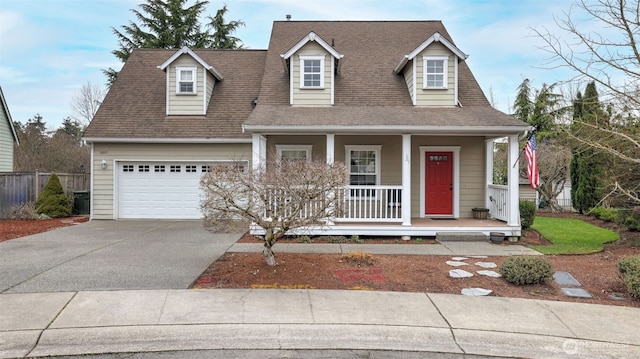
[0, 172, 89, 214]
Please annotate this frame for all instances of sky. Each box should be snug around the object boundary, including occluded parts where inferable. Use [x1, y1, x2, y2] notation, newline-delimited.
[0, 0, 580, 130]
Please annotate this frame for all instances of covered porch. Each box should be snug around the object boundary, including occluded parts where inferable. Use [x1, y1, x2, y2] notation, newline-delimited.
[250, 132, 523, 238]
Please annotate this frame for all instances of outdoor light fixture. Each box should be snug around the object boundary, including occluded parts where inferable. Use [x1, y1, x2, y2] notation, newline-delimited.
[101, 160, 107, 170]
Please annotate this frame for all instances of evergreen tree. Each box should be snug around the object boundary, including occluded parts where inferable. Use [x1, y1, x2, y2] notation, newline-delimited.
[570, 81, 606, 212]
[104, 0, 244, 86]
[36, 173, 72, 218]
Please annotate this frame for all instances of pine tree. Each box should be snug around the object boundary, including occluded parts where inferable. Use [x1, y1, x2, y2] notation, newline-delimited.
[36, 174, 72, 218]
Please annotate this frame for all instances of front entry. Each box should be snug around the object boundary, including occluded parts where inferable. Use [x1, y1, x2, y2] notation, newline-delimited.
[425, 152, 453, 215]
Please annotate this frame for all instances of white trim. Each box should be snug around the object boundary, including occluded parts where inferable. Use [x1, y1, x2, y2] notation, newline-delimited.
[485, 138, 495, 209]
[345, 145, 382, 188]
[326, 134, 335, 164]
[82, 137, 252, 144]
[299, 55, 326, 89]
[394, 32, 468, 74]
[276, 144, 313, 162]
[289, 60, 294, 105]
[419, 146, 460, 218]
[252, 134, 266, 171]
[401, 135, 412, 226]
[453, 55, 459, 105]
[0, 86, 19, 144]
[158, 46, 223, 80]
[412, 60, 417, 105]
[202, 69, 207, 114]
[330, 57, 335, 105]
[507, 134, 520, 226]
[165, 69, 170, 115]
[422, 56, 449, 90]
[281, 31, 344, 60]
[176, 66, 197, 94]
[242, 124, 531, 135]
[89, 142, 94, 220]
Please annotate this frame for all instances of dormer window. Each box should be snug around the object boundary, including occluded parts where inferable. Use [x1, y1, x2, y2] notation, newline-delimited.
[423, 56, 448, 89]
[176, 66, 197, 94]
[300, 55, 325, 88]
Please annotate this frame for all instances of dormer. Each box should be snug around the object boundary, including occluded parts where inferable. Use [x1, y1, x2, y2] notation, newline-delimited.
[280, 32, 344, 106]
[158, 47, 224, 115]
[394, 32, 468, 107]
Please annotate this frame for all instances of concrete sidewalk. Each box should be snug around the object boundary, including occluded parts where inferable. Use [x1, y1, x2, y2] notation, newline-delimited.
[1, 289, 638, 358]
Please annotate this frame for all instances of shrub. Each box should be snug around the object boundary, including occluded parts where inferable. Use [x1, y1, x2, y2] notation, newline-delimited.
[35, 174, 71, 218]
[519, 200, 537, 229]
[590, 206, 618, 222]
[624, 273, 640, 297]
[617, 209, 640, 232]
[342, 251, 375, 266]
[617, 255, 640, 275]
[6, 202, 39, 220]
[499, 256, 553, 285]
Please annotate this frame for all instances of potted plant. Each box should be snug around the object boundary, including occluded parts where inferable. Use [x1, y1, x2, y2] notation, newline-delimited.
[472, 207, 489, 220]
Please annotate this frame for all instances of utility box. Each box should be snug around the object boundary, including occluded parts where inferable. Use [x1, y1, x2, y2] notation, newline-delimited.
[73, 191, 90, 215]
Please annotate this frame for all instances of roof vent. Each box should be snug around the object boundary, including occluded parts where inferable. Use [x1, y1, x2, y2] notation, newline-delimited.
[286, 14, 291, 21]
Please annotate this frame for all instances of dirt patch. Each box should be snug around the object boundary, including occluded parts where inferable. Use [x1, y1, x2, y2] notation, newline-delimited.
[195, 212, 640, 308]
[0, 216, 89, 243]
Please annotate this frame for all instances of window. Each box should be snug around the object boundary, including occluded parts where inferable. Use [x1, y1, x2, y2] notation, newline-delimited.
[276, 145, 312, 162]
[154, 165, 165, 173]
[202, 165, 210, 173]
[122, 165, 134, 173]
[170, 165, 181, 173]
[345, 146, 381, 197]
[185, 165, 197, 173]
[138, 165, 150, 172]
[423, 56, 448, 89]
[176, 67, 196, 94]
[299, 56, 324, 88]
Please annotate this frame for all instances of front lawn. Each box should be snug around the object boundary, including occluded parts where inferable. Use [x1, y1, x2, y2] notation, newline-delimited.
[530, 216, 619, 255]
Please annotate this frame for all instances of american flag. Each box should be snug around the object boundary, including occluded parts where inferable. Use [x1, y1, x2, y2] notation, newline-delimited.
[524, 131, 539, 189]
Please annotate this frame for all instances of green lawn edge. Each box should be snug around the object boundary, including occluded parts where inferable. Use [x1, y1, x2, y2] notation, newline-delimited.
[529, 216, 619, 255]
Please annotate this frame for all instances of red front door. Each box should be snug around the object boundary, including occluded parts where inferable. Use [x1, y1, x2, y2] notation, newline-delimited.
[425, 152, 453, 215]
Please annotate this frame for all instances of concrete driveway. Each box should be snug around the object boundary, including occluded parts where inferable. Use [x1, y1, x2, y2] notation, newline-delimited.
[0, 220, 243, 294]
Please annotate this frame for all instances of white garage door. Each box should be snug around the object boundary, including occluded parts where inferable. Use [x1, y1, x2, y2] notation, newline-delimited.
[117, 162, 208, 219]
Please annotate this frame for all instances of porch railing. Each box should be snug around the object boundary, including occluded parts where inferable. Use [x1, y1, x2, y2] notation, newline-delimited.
[336, 185, 403, 222]
[488, 184, 508, 221]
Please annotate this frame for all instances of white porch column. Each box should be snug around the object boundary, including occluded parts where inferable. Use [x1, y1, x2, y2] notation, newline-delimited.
[507, 134, 520, 226]
[326, 134, 335, 164]
[252, 133, 266, 171]
[402, 134, 411, 226]
[485, 138, 494, 209]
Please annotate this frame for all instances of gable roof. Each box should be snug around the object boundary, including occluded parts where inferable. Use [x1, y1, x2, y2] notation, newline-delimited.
[393, 31, 468, 74]
[280, 31, 344, 73]
[0, 86, 19, 144]
[158, 46, 224, 80]
[84, 49, 266, 141]
[246, 20, 528, 132]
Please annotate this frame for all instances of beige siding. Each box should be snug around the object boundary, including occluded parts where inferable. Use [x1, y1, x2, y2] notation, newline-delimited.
[205, 71, 215, 109]
[91, 143, 251, 219]
[167, 55, 207, 115]
[0, 106, 14, 172]
[415, 42, 456, 107]
[292, 42, 332, 106]
[403, 60, 415, 104]
[266, 135, 327, 163]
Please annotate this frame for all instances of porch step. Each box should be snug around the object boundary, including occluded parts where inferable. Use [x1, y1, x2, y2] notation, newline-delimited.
[436, 232, 488, 242]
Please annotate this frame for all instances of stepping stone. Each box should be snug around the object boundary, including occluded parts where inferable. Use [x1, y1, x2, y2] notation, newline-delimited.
[561, 288, 592, 298]
[451, 257, 468, 261]
[477, 270, 501, 278]
[469, 255, 488, 258]
[461, 288, 492, 296]
[449, 269, 473, 278]
[446, 261, 469, 267]
[609, 294, 626, 301]
[475, 261, 497, 268]
[553, 271, 581, 286]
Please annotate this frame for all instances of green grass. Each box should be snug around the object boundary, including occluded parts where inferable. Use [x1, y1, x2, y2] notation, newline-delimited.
[530, 216, 619, 255]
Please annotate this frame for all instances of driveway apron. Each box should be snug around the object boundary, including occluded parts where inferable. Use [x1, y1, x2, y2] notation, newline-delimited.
[0, 220, 242, 293]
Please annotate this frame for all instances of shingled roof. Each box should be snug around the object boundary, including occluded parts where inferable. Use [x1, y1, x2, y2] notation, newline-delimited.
[245, 20, 528, 132]
[85, 21, 528, 141]
[84, 49, 266, 140]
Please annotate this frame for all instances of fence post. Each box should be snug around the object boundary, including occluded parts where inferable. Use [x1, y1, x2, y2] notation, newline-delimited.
[35, 170, 39, 200]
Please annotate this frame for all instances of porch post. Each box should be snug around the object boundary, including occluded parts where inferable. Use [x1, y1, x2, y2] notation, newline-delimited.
[402, 134, 411, 226]
[326, 134, 335, 164]
[507, 134, 520, 226]
[485, 138, 494, 209]
[252, 133, 266, 171]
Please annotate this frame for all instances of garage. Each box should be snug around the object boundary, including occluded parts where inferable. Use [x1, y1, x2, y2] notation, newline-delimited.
[117, 162, 209, 219]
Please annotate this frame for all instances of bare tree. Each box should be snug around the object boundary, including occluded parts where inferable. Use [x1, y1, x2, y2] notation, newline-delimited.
[536, 137, 572, 212]
[200, 160, 348, 266]
[70, 81, 106, 127]
[532, 0, 640, 203]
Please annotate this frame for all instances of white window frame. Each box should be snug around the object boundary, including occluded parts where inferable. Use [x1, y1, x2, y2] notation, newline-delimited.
[176, 66, 197, 94]
[299, 55, 325, 89]
[276, 145, 312, 162]
[422, 56, 449, 89]
[345, 145, 381, 197]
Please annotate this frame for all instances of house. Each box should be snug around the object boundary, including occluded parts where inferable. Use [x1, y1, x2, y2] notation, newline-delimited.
[0, 86, 19, 172]
[83, 20, 530, 237]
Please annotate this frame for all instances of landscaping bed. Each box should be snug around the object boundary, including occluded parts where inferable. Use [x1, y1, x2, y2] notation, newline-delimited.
[0, 216, 89, 243]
